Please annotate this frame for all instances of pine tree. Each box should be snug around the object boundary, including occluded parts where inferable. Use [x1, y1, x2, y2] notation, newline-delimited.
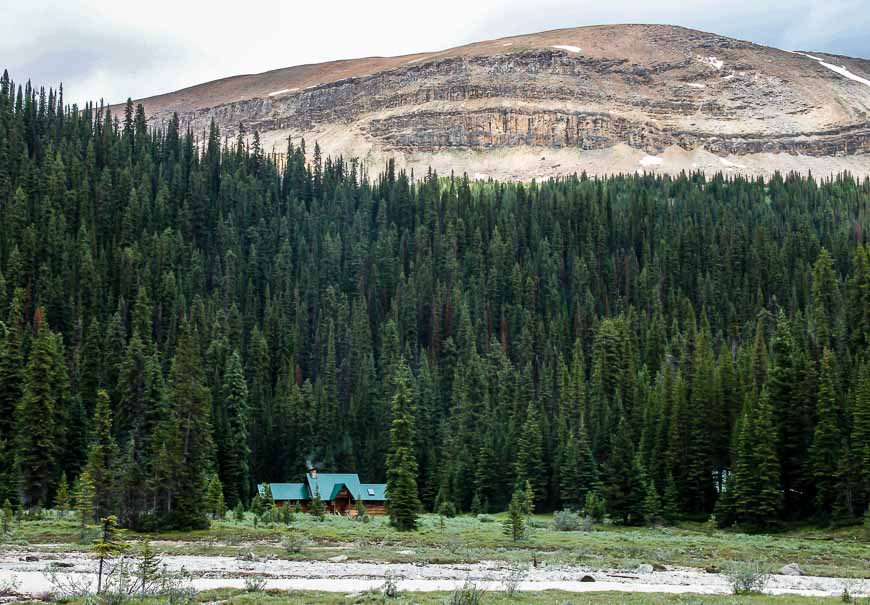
[386, 357, 421, 531]
[15, 309, 63, 508]
[811, 349, 842, 516]
[206, 474, 226, 520]
[515, 402, 545, 504]
[661, 472, 680, 524]
[604, 417, 645, 525]
[1, 499, 12, 535]
[734, 389, 782, 528]
[74, 469, 96, 531]
[221, 351, 250, 508]
[309, 486, 325, 520]
[503, 485, 527, 541]
[163, 323, 214, 530]
[0, 289, 25, 441]
[853, 360, 870, 513]
[84, 389, 119, 520]
[93, 515, 128, 593]
[55, 472, 70, 515]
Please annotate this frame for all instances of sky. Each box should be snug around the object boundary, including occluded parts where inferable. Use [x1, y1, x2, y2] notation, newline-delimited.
[2, 0, 869, 106]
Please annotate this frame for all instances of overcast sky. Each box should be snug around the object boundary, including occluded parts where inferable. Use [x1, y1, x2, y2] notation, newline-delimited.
[3, 0, 869, 106]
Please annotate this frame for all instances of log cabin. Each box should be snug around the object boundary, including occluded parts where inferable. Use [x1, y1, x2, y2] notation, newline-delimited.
[258, 469, 387, 516]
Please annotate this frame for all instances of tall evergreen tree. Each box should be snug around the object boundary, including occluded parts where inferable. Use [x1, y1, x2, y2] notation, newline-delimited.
[220, 351, 250, 508]
[385, 357, 421, 531]
[15, 309, 63, 508]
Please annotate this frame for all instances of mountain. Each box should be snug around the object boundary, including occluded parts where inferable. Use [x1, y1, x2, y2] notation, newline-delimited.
[128, 24, 870, 179]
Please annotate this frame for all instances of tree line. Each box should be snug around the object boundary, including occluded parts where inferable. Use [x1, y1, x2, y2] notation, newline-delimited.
[0, 70, 869, 530]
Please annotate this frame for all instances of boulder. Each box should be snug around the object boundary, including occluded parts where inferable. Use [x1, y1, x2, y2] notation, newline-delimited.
[704, 565, 721, 574]
[636, 564, 654, 574]
[580, 575, 596, 582]
[652, 563, 667, 572]
[328, 554, 349, 563]
[780, 563, 804, 576]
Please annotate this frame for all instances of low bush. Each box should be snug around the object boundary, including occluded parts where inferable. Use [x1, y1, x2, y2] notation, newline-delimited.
[446, 578, 486, 605]
[723, 560, 770, 595]
[553, 510, 581, 531]
[243, 576, 267, 592]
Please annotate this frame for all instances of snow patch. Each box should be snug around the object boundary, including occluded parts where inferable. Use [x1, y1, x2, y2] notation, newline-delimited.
[796, 53, 870, 89]
[697, 55, 724, 70]
[268, 88, 298, 97]
[552, 45, 582, 53]
[686, 83, 706, 89]
[723, 74, 735, 80]
[639, 156, 663, 168]
[502, 43, 513, 47]
[473, 173, 489, 180]
[407, 57, 424, 64]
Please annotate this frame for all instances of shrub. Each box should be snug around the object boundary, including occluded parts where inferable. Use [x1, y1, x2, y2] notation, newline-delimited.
[723, 561, 770, 595]
[382, 571, 400, 598]
[553, 510, 581, 531]
[244, 576, 267, 592]
[282, 533, 307, 555]
[583, 491, 606, 523]
[581, 515, 594, 532]
[438, 501, 458, 519]
[447, 578, 486, 605]
[502, 563, 527, 597]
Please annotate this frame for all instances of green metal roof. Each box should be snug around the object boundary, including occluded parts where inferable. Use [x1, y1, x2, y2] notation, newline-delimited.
[260, 474, 387, 502]
[259, 483, 307, 501]
[359, 484, 387, 501]
[306, 473, 362, 501]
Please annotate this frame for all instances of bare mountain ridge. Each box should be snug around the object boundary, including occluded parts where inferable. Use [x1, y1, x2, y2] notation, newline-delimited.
[129, 24, 870, 179]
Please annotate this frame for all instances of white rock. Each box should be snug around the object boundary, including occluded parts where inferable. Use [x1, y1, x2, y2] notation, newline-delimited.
[636, 564, 654, 574]
[780, 563, 804, 576]
[329, 554, 349, 562]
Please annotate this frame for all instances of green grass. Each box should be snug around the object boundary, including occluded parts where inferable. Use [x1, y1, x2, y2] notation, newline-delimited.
[45, 588, 864, 605]
[6, 511, 870, 578]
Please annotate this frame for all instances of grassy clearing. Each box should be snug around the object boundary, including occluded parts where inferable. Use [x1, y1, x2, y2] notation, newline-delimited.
[45, 588, 863, 604]
[6, 512, 870, 578]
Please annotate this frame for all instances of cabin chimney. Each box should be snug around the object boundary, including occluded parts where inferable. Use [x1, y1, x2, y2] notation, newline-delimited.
[310, 468, 317, 479]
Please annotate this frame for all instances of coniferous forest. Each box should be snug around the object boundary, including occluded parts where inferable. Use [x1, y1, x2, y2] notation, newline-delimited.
[1, 71, 870, 531]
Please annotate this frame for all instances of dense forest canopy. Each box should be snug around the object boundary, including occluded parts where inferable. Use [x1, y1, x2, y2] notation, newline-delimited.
[1, 71, 869, 530]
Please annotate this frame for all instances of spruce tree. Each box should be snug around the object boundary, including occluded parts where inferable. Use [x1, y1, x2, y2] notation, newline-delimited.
[163, 322, 214, 530]
[386, 357, 421, 531]
[84, 389, 119, 520]
[55, 472, 70, 515]
[604, 417, 645, 525]
[15, 309, 62, 508]
[853, 360, 870, 512]
[514, 402, 545, 505]
[0, 289, 25, 441]
[221, 351, 250, 508]
[503, 485, 527, 541]
[811, 349, 842, 516]
[74, 469, 96, 530]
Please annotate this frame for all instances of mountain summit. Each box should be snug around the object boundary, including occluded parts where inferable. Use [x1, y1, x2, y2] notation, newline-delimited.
[131, 24, 870, 178]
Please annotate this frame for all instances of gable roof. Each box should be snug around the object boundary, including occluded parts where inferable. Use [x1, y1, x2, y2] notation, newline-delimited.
[306, 473, 363, 501]
[260, 474, 388, 502]
[260, 482, 307, 501]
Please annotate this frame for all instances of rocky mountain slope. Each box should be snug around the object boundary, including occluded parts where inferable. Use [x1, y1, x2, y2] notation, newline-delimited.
[129, 24, 870, 179]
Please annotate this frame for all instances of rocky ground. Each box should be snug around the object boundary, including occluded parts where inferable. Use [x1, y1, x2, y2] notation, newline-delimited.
[1, 548, 867, 601]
